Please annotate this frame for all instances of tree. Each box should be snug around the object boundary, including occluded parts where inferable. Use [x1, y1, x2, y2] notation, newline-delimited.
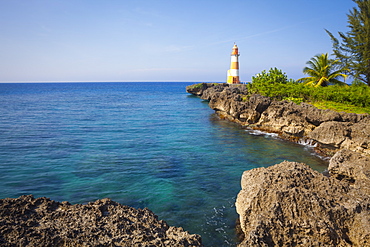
[297, 53, 348, 87]
[326, 0, 370, 85]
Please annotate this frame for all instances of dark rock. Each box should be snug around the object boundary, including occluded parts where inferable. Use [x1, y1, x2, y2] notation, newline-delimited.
[0, 195, 202, 247]
[186, 83, 228, 98]
[248, 94, 271, 113]
[200, 83, 228, 101]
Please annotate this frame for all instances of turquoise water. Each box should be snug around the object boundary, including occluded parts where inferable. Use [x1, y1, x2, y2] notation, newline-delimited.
[0, 82, 327, 246]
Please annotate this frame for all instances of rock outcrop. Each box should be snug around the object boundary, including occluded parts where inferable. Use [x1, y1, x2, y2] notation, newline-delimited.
[329, 149, 370, 195]
[0, 195, 202, 247]
[235, 158, 370, 246]
[186, 83, 370, 156]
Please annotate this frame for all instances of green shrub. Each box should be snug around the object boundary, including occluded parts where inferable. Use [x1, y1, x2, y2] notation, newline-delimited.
[246, 68, 370, 112]
[191, 83, 203, 89]
[251, 67, 292, 85]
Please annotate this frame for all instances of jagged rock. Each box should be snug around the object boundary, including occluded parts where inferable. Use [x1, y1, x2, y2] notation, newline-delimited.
[185, 83, 215, 97]
[240, 109, 260, 124]
[308, 121, 352, 148]
[235, 161, 370, 247]
[308, 120, 370, 155]
[329, 149, 370, 195]
[0, 195, 202, 247]
[200, 83, 229, 100]
[342, 120, 370, 155]
[256, 100, 315, 137]
[248, 94, 271, 113]
[300, 103, 342, 126]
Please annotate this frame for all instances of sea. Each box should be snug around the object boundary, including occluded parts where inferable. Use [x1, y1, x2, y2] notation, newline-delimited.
[0, 82, 328, 246]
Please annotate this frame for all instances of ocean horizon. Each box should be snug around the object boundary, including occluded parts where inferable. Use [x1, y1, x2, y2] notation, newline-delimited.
[0, 82, 328, 246]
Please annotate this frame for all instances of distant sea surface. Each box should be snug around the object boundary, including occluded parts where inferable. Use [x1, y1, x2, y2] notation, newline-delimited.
[0, 82, 327, 246]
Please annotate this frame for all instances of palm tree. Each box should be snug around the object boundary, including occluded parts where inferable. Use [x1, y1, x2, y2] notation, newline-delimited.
[297, 53, 348, 87]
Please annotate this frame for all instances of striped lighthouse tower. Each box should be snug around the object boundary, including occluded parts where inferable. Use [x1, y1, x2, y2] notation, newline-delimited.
[227, 43, 240, 84]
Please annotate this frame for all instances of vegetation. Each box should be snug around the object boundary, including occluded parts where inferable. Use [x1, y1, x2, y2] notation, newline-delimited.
[297, 53, 348, 87]
[312, 101, 370, 114]
[251, 67, 293, 85]
[247, 68, 370, 114]
[190, 83, 203, 89]
[326, 0, 370, 85]
[243, 2, 370, 113]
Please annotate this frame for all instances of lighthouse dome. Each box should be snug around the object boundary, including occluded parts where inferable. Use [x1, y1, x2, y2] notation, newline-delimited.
[231, 44, 239, 55]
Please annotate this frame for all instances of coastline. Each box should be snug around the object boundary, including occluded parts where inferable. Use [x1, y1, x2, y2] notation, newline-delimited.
[186, 83, 370, 158]
[187, 83, 370, 246]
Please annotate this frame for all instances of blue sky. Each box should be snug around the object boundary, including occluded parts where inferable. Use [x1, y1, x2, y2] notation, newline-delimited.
[0, 0, 356, 82]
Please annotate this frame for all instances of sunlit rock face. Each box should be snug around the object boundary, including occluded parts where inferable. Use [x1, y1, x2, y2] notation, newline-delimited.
[235, 159, 370, 247]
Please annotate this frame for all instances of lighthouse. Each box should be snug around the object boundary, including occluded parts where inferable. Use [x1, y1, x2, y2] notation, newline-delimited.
[227, 43, 240, 84]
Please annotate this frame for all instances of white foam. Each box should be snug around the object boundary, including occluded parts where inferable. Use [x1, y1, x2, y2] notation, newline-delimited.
[298, 138, 317, 148]
[297, 138, 331, 161]
[245, 129, 330, 161]
[246, 129, 279, 139]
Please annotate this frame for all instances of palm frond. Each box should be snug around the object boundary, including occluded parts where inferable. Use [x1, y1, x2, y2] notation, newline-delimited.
[298, 53, 348, 87]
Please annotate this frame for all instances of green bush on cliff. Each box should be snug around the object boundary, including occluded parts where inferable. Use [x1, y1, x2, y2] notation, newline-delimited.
[248, 68, 370, 113]
[250, 67, 293, 85]
[191, 83, 203, 89]
[248, 68, 301, 100]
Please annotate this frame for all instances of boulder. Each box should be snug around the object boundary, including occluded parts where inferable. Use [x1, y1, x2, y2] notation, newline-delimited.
[0, 195, 202, 247]
[308, 121, 352, 148]
[256, 101, 315, 137]
[235, 161, 370, 247]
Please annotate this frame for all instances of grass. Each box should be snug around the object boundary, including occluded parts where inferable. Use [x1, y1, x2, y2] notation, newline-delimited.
[311, 101, 370, 114]
[190, 83, 203, 89]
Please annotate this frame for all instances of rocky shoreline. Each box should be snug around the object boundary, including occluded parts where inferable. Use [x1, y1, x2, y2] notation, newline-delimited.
[0, 195, 202, 247]
[187, 83, 370, 246]
[187, 83, 370, 157]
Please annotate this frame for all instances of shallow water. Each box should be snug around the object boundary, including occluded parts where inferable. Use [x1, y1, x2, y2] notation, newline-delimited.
[0, 82, 328, 246]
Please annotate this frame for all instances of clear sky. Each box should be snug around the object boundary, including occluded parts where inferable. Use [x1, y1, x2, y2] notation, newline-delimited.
[0, 0, 357, 82]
